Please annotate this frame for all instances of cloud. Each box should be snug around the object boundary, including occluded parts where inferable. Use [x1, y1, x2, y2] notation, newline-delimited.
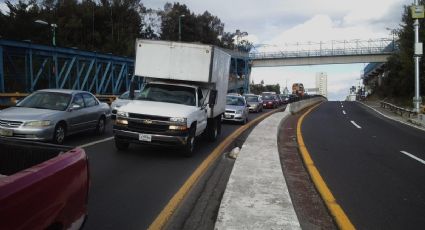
[0, 2, 9, 14]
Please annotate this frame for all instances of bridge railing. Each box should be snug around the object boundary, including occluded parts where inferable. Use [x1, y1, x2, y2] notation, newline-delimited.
[249, 38, 396, 60]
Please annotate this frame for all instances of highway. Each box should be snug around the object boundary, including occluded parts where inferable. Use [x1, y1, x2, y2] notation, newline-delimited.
[301, 101, 425, 229]
[63, 108, 273, 229]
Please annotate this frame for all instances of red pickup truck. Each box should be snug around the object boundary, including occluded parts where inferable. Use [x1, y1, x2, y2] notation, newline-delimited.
[0, 138, 89, 230]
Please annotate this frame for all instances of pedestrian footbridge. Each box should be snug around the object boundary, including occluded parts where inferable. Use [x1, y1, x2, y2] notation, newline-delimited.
[250, 38, 396, 67]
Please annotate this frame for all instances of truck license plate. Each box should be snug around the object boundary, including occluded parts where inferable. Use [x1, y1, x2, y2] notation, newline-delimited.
[139, 133, 152, 142]
[0, 128, 13, 137]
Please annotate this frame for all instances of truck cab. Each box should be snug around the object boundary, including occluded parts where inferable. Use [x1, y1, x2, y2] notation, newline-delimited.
[113, 40, 230, 156]
[113, 81, 218, 156]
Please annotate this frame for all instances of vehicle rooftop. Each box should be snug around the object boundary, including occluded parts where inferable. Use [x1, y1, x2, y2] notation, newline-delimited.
[37, 89, 89, 94]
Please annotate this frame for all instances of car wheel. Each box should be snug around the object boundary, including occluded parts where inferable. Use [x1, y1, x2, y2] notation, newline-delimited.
[115, 138, 129, 150]
[53, 124, 66, 145]
[184, 127, 196, 157]
[96, 117, 106, 135]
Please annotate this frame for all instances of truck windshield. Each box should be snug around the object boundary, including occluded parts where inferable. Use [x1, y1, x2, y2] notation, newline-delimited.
[137, 84, 196, 106]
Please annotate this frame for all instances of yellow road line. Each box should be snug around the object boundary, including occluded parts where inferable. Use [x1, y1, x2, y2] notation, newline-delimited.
[148, 108, 284, 230]
[297, 103, 355, 230]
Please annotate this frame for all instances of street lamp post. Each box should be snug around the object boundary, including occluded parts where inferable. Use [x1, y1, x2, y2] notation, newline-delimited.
[35, 20, 57, 46]
[178, 15, 185, 41]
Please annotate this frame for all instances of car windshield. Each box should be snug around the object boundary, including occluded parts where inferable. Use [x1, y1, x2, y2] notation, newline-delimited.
[245, 96, 258, 102]
[262, 95, 274, 100]
[137, 84, 196, 106]
[119, 91, 140, 99]
[17, 92, 71, 111]
[119, 91, 130, 99]
[227, 96, 245, 106]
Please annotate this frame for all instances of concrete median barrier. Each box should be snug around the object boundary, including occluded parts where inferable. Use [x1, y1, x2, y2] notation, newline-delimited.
[288, 97, 327, 114]
[215, 98, 325, 229]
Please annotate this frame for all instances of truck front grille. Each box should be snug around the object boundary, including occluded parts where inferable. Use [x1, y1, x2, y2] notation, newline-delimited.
[128, 121, 169, 133]
[0, 120, 23, 128]
[128, 113, 170, 122]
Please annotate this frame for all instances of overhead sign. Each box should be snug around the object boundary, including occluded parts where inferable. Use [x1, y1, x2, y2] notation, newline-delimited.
[411, 5, 425, 19]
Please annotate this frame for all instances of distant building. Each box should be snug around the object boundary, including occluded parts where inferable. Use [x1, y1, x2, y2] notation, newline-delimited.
[315, 72, 328, 97]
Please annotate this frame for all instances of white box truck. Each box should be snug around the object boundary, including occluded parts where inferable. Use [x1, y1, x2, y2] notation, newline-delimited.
[113, 40, 231, 156]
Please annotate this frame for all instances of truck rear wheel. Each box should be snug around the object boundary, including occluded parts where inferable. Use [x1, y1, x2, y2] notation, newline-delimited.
[206, 118, 219, 142]
[115, 138, 129, 150]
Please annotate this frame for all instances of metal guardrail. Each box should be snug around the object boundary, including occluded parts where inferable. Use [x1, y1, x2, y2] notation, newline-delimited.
[380, 101, 418, 117]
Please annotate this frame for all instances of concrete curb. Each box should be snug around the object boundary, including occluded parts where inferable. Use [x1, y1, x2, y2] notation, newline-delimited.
[215, 110, 300, 230]
[215, 98, 326, 230]
[357, 101, 425, 133]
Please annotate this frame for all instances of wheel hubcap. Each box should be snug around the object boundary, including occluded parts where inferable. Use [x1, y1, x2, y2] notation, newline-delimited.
[99, 119, 105, 132]
[56, 127, 64, 143]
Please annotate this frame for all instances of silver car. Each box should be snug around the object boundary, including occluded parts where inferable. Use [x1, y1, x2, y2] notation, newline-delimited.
[0, 89, 111, 144]
[223, 95, 249, 124]
[244, 94, 263, 113]
[111, 90, 141, 119]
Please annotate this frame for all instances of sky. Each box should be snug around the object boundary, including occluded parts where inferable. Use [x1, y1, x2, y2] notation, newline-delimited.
[1, 0, 411, 100]
[140, 0, 410, 100]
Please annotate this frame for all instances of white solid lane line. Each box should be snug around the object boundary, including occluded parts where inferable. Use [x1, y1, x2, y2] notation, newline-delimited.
[78, 137, 114, 148]
[350, 120, 361, 129]
[343, 110, 346, 115]
[400, 151, 425, 165]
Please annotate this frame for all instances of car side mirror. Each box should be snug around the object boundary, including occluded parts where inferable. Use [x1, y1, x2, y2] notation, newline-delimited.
[246, 104, 250, 107]
[68, 104, 81, 112]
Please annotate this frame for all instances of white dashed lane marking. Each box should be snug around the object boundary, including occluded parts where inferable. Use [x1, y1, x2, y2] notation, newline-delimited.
[400, 151, 425, 165]
[350, 120, 361, 129]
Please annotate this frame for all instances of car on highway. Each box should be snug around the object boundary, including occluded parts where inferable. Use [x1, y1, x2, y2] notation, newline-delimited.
[261, 94, 279, 109]
[0, 137, 89, 230]
[111, 90, 141, 119]
[244, 94, 263, 112]
[0, 89, 111, 144]
[280, 94, 290, 104]
[223, 94, 249, 124]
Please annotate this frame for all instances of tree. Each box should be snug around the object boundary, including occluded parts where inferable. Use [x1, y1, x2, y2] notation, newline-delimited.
[377, 1, 425, 101]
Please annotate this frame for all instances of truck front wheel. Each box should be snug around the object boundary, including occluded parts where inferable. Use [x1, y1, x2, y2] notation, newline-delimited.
[115, 138, 129, 150]
[183, 127, 196, 157]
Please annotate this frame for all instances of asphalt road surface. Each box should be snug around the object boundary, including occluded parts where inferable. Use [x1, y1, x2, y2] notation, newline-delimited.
[62, 106, 277, 230]
[301, 101, 425, 229]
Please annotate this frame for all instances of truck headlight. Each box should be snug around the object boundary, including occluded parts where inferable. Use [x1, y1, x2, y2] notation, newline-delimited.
[23, 120, 52, 127]
[115, 119, 128, 125]
[117, 111, 129, 117]
[169, 125, 188, 130]
[169, 117, 187, 123]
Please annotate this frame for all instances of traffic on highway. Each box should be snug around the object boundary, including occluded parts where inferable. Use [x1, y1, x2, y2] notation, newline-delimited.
[1, 1, 424, 228]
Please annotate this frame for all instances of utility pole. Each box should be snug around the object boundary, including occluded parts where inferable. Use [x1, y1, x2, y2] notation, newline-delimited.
[412, 0, 424, 112]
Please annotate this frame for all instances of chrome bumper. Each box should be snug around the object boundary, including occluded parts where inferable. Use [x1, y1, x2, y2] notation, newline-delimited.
[113, 128, 189, 146]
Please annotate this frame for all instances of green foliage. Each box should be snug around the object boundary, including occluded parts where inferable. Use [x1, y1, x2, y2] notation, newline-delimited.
[377, 1, 425, 99]
[0, 1, 252, 56]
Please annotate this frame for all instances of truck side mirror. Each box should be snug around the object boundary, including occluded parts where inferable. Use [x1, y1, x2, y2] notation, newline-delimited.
[209, 90, 217, 108]
[129, 80, 136, 99]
